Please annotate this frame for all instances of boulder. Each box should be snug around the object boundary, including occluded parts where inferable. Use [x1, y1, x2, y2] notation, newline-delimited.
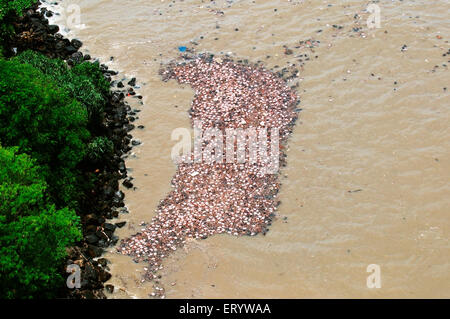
[87, 245, 103, 258]
[127, 78, 136, 86]
[48, 24, 59, 34]
[65, 45, 77, 54]
[99, 270, 112, 282]
[105, 284, 114, 293]
[115, 221, 126, 228]
[122, 179, 133, 189]
[85, 233, 99, 244]
[71, 38, 83, 49]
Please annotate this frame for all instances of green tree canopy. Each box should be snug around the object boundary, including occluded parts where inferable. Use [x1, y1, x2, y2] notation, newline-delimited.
[0, 58, 90, 207]
[0, 0, 34, 21]
[0, 146, 81, 298]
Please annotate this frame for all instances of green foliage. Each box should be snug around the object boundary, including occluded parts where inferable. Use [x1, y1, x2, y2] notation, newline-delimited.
[0, 0, 34, 20]
[15, 51, 110, 129]
[0, 0, 34, 55]
[72, 60, 110, 96]
[0, 146, 45, 221]
[0, 21, 116, 296]
[0, 58, 90, 207]
[0, 146, 81, 299]
[87, 136, 114, 163]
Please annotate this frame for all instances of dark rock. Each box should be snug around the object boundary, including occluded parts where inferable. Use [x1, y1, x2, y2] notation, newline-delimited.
[85, 234, 99, 244]
[104, 229, 114, 239]
[110, 235, 119, 245]
[115, 221, 126, 228]
[112, 191, 125, 206]
[111, 93, 121, 103]
[131, 139, 141, 146]
[122, 179, 133, 189]
[79, 290, 96, 299]
[127, 77, 136, 86]
[48, 24, 59, 34]
[117, 81, 124, 88]
[97, 258, 108, 267]
[86, 225, 96, 233]
[71, 39, 83, 49]
[97, 239, 109, 248]
[71, 51, 83, 63]
[93, 290, 107, 299]
[104, 185, 114, 197]
[99, 270, 112, 282]
[55, 41, 66, 51]
[83, 262, 97, 281]
[85, 214, 100, 225]
[115, 190, 124, 200]
[87, 245, 103, 258]
[95, 230, 109, 241]
[103, 223, 116, 231]
[65, 45, 77, 54]
[105, 284, 114, 293]
[123, 145, 132, 153]
[30, 17, 42, 27]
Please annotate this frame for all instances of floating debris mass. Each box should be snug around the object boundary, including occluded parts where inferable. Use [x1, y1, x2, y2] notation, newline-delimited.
[118, 54, 300, 297]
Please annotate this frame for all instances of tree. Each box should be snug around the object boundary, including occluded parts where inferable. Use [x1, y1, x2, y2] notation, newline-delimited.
[0, 0, 34, 20]
[15, 50, 110, 131]
[0, 58, 90, 207]
[0, 146, 81, 298]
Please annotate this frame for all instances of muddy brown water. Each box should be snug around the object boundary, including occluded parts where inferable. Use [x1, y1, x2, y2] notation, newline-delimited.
[41, 0, 449, 298]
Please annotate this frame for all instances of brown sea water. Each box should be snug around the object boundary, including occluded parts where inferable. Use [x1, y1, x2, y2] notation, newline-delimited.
[42, 0, 449, 298]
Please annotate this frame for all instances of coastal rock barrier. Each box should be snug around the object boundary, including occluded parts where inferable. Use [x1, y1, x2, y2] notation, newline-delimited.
[5, 2, 140, 299]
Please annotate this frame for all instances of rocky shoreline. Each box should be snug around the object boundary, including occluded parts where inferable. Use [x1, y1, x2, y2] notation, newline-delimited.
[3, 2, 140, 299]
